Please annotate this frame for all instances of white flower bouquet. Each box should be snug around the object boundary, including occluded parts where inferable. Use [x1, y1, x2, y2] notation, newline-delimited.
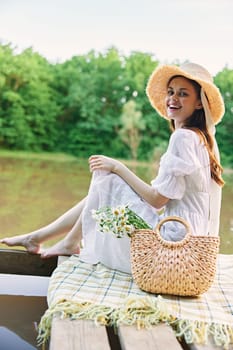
[91, 204, 151, 238]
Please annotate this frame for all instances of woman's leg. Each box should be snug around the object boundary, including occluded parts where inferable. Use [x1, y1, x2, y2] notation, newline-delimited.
[40, 213, 83, 258]
[0, 197, 87, 254]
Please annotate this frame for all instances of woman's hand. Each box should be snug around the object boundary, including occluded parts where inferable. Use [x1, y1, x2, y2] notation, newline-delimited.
[89, 155, 122, 174]
[89, 155, 169, 209]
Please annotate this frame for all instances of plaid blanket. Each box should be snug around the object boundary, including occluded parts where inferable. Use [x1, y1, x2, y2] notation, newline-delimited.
[38, 254, 233, 348]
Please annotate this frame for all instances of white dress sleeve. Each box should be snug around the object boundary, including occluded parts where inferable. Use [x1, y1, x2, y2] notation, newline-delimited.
[151, 129, 204, 200]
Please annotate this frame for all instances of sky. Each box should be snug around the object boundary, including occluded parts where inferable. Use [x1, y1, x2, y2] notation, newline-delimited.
[0, 0, 233, 75]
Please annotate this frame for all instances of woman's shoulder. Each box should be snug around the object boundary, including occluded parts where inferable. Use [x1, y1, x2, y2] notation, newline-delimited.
[167, 129, 202, 157]
[172, 128, 199, 138]
[170, 128, 200, 146]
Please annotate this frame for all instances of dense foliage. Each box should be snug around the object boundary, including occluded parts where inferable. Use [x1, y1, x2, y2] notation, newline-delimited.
[0, 43, 232, 166]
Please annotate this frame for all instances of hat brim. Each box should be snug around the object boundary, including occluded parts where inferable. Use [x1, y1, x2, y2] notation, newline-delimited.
[146, 65, 225, 125]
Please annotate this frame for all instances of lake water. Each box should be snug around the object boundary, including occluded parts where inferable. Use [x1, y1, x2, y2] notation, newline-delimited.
[0, 155, 232, 253]
[0, 295, 48, 350]
[0, 274, 50, 350]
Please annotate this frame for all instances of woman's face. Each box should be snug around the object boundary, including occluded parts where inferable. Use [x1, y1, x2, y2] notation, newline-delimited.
[165, 76, 202, 128]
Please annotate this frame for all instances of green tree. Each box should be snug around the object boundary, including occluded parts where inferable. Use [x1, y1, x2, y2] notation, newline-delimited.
[0, 44, 59, 150]
[1, 42, 232, 167]
[214, 68, 233, 166]
[119, 100, 145, 160]
[54, 47, 127, 157]
[123, 52, 170, 160]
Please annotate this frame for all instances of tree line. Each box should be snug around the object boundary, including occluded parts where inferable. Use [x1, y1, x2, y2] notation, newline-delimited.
[0, 43, 232, 166]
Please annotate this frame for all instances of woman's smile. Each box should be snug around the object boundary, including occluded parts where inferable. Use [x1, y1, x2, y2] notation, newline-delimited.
[165, 76, 202, 128]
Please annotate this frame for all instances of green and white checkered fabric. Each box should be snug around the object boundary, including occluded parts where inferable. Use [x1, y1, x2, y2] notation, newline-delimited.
[39, 254, 233, 348]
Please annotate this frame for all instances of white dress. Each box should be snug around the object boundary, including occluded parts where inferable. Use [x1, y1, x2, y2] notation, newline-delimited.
[80, 129, 219, 274]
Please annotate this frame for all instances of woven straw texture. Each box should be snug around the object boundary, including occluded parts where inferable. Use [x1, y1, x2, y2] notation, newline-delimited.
[131, 216, 220, 296]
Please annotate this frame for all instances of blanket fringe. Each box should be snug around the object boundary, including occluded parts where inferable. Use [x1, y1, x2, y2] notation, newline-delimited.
[172, 319, 233, 349]
[37, 296, 233, 349]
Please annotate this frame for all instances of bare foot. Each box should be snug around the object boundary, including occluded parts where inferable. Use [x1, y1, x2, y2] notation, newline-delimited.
[0, 234, 41, 254]
[40, 239, 80, 258]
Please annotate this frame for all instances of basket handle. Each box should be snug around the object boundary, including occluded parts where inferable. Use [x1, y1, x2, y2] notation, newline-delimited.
[155, 215, 191, 235]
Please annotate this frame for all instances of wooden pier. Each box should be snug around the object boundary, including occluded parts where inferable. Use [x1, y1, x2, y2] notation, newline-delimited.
[49, 317, 233, 350]
[1, 249, 232, 350]
[50, 319, 183, 350]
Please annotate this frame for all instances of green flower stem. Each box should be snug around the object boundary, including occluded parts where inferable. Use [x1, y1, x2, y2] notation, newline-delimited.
[127, 209, 151, 229]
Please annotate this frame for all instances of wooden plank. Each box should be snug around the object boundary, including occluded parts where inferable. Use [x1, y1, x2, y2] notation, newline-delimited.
[50, 318, 111, 350]
[186, 343, 233, 350]
[49, 318, 233, 350]
[118, 324, 183, 350]
[0, 249, 57, 276]
[190, 346, 219, 350]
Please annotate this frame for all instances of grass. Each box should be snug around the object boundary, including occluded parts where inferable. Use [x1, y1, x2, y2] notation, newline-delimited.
[0, 149, 79, 162]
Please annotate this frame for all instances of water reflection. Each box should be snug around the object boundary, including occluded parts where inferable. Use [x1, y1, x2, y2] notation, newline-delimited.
[0, 327, 36, 350]
[0, 295, 48, 350]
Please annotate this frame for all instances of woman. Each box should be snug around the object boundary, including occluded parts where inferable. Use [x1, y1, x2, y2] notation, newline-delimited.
[0, 62, 225, 274]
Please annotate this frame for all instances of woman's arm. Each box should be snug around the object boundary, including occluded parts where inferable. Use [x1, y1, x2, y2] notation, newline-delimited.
[89, 155, 169, 209]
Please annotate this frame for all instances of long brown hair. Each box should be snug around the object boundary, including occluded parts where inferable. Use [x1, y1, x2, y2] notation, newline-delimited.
[169, 76, 224, 187]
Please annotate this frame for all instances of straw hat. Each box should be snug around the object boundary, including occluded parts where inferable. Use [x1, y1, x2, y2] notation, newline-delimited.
[146, 62, 225, 125]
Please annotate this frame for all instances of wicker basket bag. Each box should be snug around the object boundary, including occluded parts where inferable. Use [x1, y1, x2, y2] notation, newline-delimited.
[130, 216, 220, 296]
